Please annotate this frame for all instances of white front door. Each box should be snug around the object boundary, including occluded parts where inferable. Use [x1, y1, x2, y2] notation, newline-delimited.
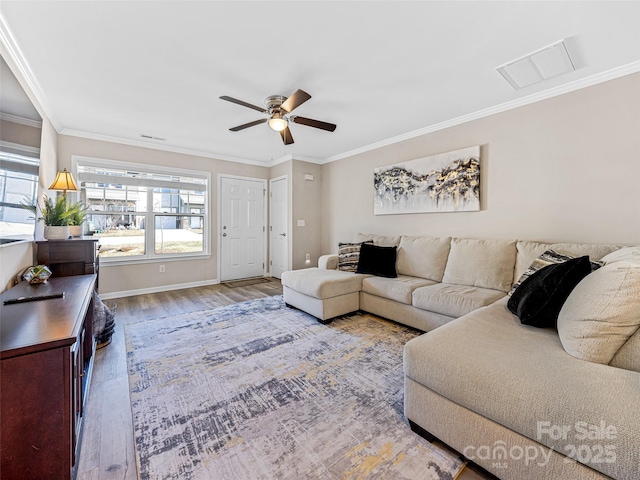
[220, 176, 266, 281]
[269, 176, 288, 279]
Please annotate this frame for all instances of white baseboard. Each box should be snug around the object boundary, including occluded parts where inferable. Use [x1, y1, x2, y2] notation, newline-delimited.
[99, 278, 220, 300]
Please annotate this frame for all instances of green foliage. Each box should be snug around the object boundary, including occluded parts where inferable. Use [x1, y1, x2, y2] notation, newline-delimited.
[67, 201, 90, 226]
[21, 195, 90, 226]
[40, 195, 73, 226]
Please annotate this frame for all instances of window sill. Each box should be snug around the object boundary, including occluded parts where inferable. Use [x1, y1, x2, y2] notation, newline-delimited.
[0, 238, 33, 249]
[99, 253, 211, 267]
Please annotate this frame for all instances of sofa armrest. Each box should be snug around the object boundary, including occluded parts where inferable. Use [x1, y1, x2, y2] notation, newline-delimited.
[318, 254, 339, 270]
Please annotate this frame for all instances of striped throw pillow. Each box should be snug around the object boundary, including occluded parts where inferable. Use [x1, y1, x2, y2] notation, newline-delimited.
[338, 241, 372, 272]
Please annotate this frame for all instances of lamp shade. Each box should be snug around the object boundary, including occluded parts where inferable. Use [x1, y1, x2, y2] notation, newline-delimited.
[49, 168, 79, 194]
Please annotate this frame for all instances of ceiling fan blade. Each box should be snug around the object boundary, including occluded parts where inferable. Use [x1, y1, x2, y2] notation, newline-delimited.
[280, 126, 294, 145]
[291, 116, 337, 132]
[280, 89, 311, 113]
[220, 96, 267, 113]
[229, 118, 267, 131]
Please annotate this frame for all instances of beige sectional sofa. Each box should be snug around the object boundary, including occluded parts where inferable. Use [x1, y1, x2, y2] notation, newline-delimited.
[281, 233, 640, 480]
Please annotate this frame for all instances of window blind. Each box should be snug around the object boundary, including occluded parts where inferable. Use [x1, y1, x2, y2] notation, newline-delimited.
[77, 163, 207, 192]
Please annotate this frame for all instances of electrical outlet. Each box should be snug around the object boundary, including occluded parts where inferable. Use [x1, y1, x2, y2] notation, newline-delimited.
[159, 264, 165, 273]
[305, 253, 311, 262]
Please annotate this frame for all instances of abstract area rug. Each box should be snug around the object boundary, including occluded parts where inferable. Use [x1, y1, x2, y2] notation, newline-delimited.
[125, 296, 464, 480]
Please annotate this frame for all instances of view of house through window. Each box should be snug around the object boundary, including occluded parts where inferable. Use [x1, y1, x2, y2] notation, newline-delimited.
[0, 151, 39, 243]
[76, 158, 208, 260]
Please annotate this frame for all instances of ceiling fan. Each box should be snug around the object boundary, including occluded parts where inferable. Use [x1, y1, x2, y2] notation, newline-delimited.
[220, 89, 336, 145]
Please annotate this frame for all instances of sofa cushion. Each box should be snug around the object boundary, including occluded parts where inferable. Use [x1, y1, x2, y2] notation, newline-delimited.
[514, 240, 551, 284]
[353, 232, 401, 247]
[356, 243, 397, 278]
[396, 235, 451, 281]
[362, 275, 436, 305]
[558, 262, 640, 365]
[441, 238, 517, 292]
[507, 256, 592, 328]
[549, 242, 621, 261]
[404, 298, 640, 479]
[412, 283, 506, 318]
[280, 268, 370, 299]
[337, 241, 372, 272]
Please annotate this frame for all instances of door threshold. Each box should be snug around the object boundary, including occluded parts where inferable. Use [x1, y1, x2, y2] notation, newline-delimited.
[222, 277, 272, 288]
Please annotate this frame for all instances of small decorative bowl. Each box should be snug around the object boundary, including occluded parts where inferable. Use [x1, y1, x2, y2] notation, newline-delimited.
[23, 265, 52, 284]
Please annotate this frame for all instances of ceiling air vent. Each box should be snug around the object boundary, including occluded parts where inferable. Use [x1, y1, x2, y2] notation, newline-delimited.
[497, 39, 576, 90]
[140, 133, 166, 141]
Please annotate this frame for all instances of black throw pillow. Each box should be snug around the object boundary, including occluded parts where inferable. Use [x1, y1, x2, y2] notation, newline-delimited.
[356, 242, 398, 278]
[507, 256, 592, 328]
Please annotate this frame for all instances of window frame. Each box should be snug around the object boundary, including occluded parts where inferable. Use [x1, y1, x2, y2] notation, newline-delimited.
[0, 144, 40, 243]
[73, 155, 210, 264]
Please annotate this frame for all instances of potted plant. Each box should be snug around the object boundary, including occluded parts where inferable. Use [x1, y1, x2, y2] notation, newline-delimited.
[40, 195, 73, 240]
[68, 201, 90, 237]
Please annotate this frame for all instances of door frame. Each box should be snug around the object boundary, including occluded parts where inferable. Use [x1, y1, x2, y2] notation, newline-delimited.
[217, 174, 268, 282]
[269, 175, 291, 278]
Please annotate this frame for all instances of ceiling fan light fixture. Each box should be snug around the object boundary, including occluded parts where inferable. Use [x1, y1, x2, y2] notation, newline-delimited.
[268, 114, 288, 132]
[221, 89, 336, 145]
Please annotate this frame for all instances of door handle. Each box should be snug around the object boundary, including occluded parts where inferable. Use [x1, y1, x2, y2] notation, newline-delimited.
[280, 233, 286, 237]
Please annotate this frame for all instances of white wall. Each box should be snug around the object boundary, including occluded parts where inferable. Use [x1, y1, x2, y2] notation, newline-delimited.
[321, 73, 640, 252]
[291, 160, 323, 269]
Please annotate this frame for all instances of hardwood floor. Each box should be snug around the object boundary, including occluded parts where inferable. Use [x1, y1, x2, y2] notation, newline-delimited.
[76, 278, 490, 480]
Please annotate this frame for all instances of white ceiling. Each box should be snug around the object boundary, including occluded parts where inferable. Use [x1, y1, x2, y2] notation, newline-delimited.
[1, 1, 639, 165]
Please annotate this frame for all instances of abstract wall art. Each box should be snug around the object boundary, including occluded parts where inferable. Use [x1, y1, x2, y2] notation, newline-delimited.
[373, 146, 480, 215]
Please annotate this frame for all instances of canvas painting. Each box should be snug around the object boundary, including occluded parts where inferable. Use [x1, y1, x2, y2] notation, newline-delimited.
[374, 146, 480, 215]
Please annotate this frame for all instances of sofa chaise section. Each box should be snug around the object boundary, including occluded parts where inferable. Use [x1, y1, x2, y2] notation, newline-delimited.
[281, 268, 371, 321]
[403, 245, 639, 480]
[404, 298, 640, 480]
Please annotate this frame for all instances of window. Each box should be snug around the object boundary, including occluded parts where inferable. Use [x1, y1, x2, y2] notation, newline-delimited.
[75, 157, 209, 262]
[0, 150, 39, 242]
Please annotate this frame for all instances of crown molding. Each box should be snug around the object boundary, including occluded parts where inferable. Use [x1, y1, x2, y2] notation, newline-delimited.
[0, 11, 61, 131]
[62, 129, 325, 168]
[292, 155, 323, 165]
[0, 112, 42, 128]
[60, 128, 272, 167]
[267, 154, 323, 167]
[321, 62, 640, 164]
[268, 154, 293, 167]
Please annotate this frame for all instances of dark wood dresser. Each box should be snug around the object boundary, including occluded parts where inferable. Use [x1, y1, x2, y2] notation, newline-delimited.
[0, 274, 97, 479]
[36, 237, 100, 279]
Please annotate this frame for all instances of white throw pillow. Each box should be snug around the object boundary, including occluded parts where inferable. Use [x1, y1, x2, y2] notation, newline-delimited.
[600, 246, 640, 265]
[557, 262, 640, 365]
